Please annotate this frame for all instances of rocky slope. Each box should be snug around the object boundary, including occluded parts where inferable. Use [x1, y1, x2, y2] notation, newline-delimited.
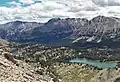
[51, 62, 120, 82]
[90, 69, 120, 82]
[0, 39, 53, 82]
[0, 52, 54, 82]
[0, 55, 47, 82]
[0, 38, 9, 46]
[1, 16, 120, 47]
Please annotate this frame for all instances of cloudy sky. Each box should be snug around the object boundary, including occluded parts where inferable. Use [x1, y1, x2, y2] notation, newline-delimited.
[0, 0, 120, 23]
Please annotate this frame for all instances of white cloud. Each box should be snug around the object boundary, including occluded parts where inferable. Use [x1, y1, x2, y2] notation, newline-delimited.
[19, 0, 34, 4]
[8, 1, 21, 7]
[0, 0, 120, 24]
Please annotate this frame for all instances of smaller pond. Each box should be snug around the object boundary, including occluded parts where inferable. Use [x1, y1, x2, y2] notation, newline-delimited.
[69, 58, 118, 69]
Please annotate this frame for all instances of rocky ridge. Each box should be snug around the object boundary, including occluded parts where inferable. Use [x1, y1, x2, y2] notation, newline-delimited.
[1, 16, 120, 47]
[0, 39, 53, 82]
[90, 69, 120, 82]
[0, 52, 54, 82]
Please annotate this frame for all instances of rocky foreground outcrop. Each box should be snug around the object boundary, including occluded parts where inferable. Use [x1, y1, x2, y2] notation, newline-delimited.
[50, 62, 120, 82]
[0, 54, 53, 82]
[0, 39, 54, 82]
[90, 69, 120, 82]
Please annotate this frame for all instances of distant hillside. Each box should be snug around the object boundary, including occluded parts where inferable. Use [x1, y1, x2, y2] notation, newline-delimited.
[0, 16, 120, 47]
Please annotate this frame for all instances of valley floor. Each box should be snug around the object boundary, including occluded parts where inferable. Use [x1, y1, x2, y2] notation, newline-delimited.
[10, 43, 120, 82]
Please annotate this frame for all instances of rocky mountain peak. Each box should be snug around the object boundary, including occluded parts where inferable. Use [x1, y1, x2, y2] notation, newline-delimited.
[0, 16, 120, 47]
[90, 15, 117, 24]
[47, 18, 61, 24]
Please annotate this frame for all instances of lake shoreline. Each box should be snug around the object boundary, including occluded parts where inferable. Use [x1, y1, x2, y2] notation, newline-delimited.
[59, 57, 118, 69]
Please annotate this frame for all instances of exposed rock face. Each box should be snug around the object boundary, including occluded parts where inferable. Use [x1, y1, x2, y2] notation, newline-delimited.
[0, 21, 42, 42]
[0, 55, 53, 82]
[90, 69, 120, 82]
[0, 40, 53, 82]
[0, 16, 120, 47]
[0, 38, 9, 46]
[2, 52, 17, 64]
[113, 77, 120, 82]
[0, 39, 54, 82]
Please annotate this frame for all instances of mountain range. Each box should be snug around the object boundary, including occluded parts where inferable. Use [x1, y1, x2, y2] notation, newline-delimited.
[0, 15, 120, 47]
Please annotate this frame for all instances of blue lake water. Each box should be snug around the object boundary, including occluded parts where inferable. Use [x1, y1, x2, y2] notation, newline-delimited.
[69, 58, 117, 69]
